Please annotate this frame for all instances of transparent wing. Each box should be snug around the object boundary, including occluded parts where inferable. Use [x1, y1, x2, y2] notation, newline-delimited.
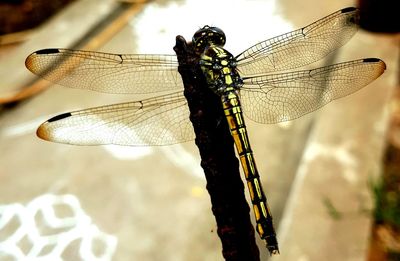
[25, 48, 183, 94]
[37, 91, 194, 146]
[236, 7, 359, 76]
[240, 59, 386, 123]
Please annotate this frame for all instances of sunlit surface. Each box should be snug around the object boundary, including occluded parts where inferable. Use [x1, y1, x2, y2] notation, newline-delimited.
[1, 117, 47, 137]
[133, 0, 292, 55]
[102, 145, 203, 178]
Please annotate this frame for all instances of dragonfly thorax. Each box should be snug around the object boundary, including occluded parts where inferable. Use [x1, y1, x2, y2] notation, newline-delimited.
[191, 26, 243, 94]
[199, 45, 243, 95]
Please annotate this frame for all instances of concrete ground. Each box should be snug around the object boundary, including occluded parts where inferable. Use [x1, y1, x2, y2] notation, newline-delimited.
[0, 0, 398, 260]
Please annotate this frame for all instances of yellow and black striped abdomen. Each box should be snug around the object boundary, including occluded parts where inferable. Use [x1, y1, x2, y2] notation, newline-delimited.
[221, 91, 278, 253]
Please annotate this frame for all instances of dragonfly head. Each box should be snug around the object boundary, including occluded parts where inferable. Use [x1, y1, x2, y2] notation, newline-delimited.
[193, 26, 226, 53]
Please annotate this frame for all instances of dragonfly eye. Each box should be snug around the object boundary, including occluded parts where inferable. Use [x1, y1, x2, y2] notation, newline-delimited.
[193, 26, 226, 52]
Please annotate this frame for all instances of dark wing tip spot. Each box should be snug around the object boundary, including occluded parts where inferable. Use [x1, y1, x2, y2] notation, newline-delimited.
[363, 58, 387, 72]
[48, 112, 72, 122]
[35, 48, 60, 55]
[363, 58, 381, 63]
[341, 7, 357, 13]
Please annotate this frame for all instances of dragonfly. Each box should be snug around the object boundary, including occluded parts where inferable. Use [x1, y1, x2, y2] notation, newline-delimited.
[25, 7, 386, 255]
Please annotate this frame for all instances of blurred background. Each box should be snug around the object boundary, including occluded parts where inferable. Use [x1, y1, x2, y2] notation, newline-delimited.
[0, 0, 398, 260]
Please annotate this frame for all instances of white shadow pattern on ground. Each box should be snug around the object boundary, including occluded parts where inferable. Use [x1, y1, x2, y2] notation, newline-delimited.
[0, 194, 117, 260]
